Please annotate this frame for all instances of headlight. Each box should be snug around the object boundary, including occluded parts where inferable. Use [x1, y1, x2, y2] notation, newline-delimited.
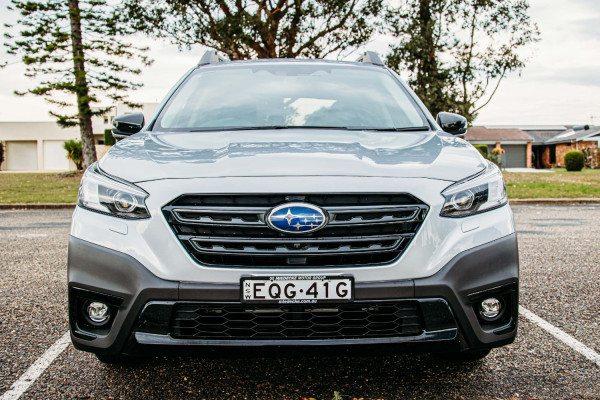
[78, 162, 150, 219]
[441, 161, 507, 218]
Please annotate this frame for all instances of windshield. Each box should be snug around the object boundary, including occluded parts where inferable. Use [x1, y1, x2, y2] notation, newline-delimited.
[153, 64, 429, 132]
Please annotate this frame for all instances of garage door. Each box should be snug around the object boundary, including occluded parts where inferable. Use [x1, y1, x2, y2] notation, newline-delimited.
[503, 145, 527, 168]
[4, 141, 38, 171]
[43, 140, 71, 170]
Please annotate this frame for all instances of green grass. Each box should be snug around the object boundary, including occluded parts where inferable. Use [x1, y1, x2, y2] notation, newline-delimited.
[0, 168, 599, 203]
[503, 168, 600, 199]
[0, 172, 82, 203]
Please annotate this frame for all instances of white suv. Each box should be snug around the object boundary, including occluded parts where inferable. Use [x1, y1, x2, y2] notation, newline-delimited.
[68, 51, 518, 364]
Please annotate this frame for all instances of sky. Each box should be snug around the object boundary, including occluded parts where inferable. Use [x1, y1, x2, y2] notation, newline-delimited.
[0, 0, 599, 126]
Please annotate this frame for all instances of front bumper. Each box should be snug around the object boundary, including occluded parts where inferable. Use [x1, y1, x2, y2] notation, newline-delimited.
[68, 233, 519, 356]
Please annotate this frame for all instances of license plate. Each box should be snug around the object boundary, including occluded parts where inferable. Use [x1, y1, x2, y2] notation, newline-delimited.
[241, 276, 353, 304]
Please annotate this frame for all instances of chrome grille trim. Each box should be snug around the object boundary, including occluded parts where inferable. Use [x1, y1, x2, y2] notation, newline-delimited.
[187, 235, 407, 255]
[171, 207, 267, 226]
[167, 205, 422, 227]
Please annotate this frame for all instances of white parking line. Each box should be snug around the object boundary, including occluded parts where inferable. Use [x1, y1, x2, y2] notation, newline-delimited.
[520, 306, 600, 368]
[0, 332, 70, 400]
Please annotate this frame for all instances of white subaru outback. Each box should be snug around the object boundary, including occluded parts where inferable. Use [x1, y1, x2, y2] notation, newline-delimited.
[68, 51, 518, 364]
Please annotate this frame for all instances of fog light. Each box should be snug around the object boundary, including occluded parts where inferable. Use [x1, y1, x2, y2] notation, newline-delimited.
[480, 297, 502, 319]
[87, 302, 110, 324]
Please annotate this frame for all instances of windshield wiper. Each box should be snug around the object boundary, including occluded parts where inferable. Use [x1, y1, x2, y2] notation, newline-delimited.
[189, 125, 431, 132]
[190, 126, 288, 132]
[357, 126, 431, 132]
[190, 126, 354, 132]
[285, 126, 432, 131]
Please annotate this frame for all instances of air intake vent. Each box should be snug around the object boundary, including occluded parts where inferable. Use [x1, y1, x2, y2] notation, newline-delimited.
[171, 301, 423, 340]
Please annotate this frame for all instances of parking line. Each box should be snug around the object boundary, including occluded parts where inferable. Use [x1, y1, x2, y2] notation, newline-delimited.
[0, 332, 70, 400]
[520, 306, 600, 368]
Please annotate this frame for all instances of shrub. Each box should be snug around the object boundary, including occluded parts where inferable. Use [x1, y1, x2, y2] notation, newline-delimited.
[63, 140, 83, 170]
[473, 144, 489, 158]
[564, 150, 584, 171]
[0, 141, 4, 170]
[104, 128, 115, 146]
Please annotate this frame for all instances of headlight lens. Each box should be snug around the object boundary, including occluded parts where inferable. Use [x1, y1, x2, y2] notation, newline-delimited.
[441, 161, 507, 217]
[78, 162, 150, 219]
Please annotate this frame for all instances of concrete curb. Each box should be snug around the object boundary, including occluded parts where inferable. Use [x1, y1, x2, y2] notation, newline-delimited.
[0, 203, 76, 209]
[509, 198, 600, 205]
[1, 199, 600, 209]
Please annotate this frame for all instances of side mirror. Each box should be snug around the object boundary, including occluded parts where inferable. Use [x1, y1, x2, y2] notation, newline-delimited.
[436, 112, 467, 136]
[111, 113, 145, 141]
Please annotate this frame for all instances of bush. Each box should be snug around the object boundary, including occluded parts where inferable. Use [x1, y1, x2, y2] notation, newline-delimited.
[0, 141, 4, 170]
[104, 128, 115, 146]
[564, 150, 585, 171]
[63, 140, 83, 170]
[473, 144, 489, 158]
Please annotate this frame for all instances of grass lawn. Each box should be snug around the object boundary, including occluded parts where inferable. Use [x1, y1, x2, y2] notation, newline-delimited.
[0, 169, 599, 203]
[0, 171, 82, 203]
[503, 168, 600, 199]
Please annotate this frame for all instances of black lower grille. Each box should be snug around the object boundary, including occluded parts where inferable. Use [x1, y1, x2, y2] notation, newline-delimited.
[163, 193, 428, 267]
[171, 302, 423, 340]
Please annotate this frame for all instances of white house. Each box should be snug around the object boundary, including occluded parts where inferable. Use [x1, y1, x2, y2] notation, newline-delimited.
[0, 102, 159, 171]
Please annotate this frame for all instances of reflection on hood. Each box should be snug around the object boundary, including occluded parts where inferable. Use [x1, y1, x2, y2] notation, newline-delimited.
[100, 129, 484, 183]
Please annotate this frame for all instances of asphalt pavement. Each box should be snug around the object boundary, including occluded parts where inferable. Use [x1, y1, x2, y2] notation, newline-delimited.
[0, 206, 599, 399]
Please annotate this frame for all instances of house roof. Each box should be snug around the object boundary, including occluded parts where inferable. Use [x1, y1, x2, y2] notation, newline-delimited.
[544, 126, 600, 144]
[465, 126, 532, 142]
[526, 130, 566, 144]
[486, 125, 569, 131]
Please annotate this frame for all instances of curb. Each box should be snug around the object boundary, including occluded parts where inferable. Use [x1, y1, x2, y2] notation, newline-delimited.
[0, 203, 76, 209]
[509, 198, 600, 205]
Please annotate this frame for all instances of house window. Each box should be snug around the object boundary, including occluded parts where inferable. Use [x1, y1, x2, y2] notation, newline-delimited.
[549, 145, 556, 164]
[103, 117, 109, 124]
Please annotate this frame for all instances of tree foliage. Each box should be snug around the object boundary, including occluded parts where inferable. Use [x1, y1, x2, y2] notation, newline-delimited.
[121, 0, 383, 60]
[386, 0, 539, 122]
[63, 139, 83, 170]
[4, 0, 152, 168]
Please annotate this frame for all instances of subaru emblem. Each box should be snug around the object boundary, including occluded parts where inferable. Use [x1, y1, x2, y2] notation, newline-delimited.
[266, 203, 328, 234]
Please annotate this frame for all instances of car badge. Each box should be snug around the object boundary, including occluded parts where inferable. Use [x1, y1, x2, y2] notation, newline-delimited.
[266, 203, 328, 234]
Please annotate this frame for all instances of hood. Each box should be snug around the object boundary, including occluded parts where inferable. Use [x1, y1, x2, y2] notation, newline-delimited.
[99, 129, 486, 183]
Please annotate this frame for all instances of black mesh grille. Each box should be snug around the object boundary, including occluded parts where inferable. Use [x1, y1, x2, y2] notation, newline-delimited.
[171, 302, 423, 340]
[162, 193, 428, 267]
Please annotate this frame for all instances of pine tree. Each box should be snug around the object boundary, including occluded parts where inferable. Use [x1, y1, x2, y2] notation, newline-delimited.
[4, 0, 153, 168]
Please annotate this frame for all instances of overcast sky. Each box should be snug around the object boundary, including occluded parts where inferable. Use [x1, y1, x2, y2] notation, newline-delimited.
[0, 0, 598, 126]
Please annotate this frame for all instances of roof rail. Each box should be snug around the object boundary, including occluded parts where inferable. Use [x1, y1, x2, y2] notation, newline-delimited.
[356, 51, 384, 66]
[197, 50, 229, 66]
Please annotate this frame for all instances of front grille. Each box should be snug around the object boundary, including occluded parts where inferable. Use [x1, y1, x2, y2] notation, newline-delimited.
[162, 194, 428, 267]
[171, 301, 423, 340]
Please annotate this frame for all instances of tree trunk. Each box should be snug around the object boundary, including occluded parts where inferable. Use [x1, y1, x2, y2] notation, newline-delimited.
[67, 0, 97, 169]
